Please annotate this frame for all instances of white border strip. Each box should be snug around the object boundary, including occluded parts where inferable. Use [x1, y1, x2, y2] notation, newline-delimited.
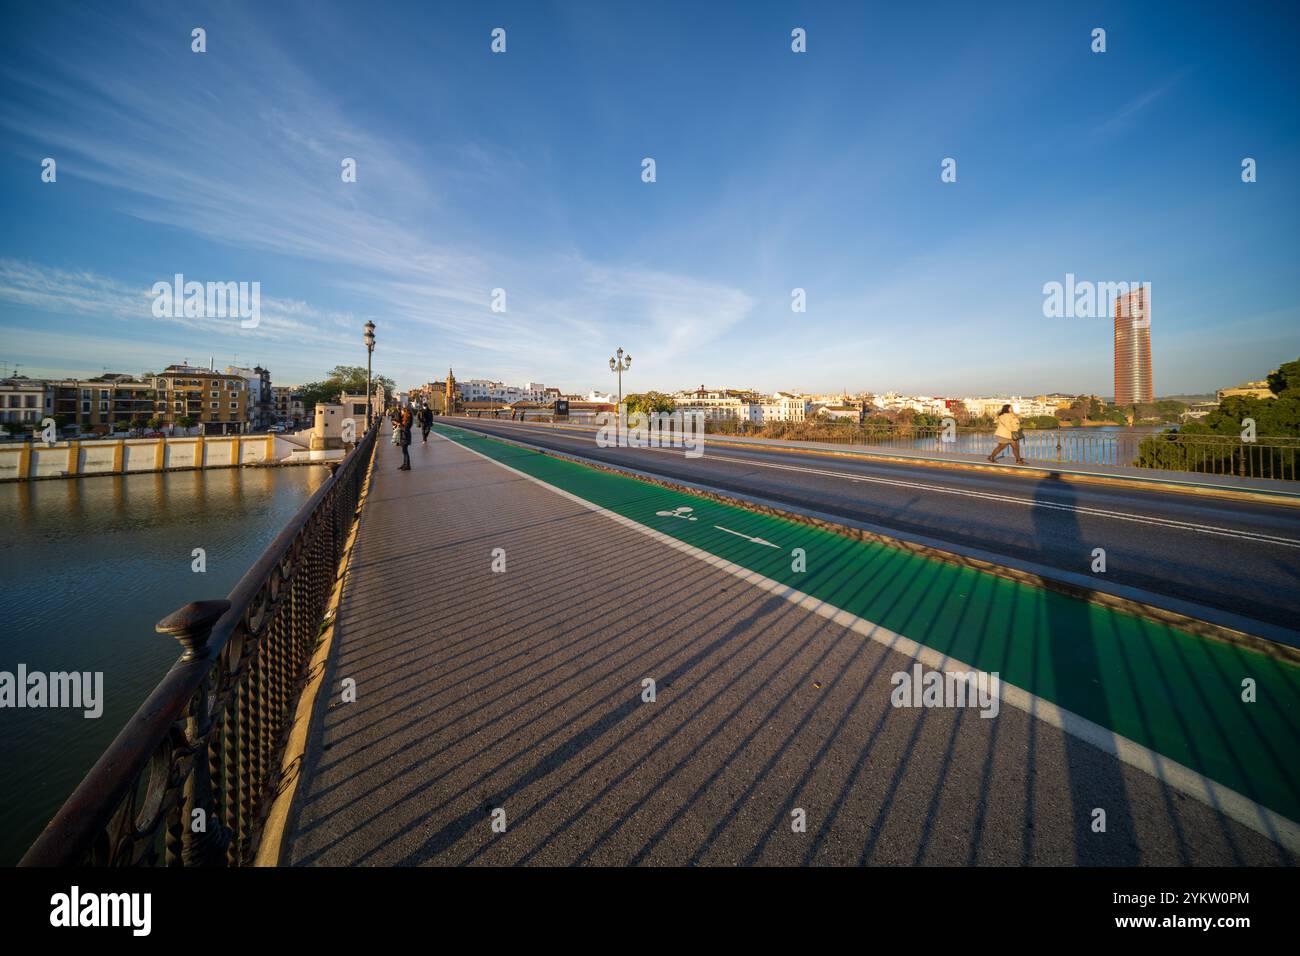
[435, 427, 1300, 854]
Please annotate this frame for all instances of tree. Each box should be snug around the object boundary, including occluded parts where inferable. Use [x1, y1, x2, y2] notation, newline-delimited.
[1137, 355, 1300, 474]
[177, 415, 197, 434]
[622, 391, 676, 417]
[300, 365, 396, 412]
[1266, 359, 1299, 397]
[1056, 402, 1085, 424]
[146, 416, 163, 432]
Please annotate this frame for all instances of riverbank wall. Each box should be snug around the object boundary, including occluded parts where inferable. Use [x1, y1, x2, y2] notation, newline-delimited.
[0, 434, 311, 481]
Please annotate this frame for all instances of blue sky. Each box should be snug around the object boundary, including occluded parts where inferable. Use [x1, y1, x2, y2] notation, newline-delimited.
[1, 0, 1297, 397]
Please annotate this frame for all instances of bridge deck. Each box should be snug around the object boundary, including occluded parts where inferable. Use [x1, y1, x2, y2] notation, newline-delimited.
[283, 425, 1294, 865]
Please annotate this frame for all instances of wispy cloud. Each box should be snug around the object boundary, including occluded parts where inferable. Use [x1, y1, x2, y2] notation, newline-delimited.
[0, 259, 362, 344]
[0, 5, 754, 386]
[1092, 73, 1185, 136]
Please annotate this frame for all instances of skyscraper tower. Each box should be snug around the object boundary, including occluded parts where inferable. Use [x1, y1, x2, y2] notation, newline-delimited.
[1114, 286, 1153, 406]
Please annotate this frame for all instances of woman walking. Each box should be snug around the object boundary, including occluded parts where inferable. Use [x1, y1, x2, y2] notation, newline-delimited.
[396, 405, 413, 470]
[988, 404, 1026, 464]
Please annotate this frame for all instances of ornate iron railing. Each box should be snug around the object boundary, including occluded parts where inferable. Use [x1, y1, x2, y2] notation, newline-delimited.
[19, 423, 378, 866]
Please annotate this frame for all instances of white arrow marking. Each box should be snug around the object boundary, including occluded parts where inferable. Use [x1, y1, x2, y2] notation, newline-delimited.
[713, 524, 780, 548]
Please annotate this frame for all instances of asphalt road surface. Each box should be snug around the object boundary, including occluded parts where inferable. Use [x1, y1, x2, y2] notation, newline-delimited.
[440, 418, 1300, 638]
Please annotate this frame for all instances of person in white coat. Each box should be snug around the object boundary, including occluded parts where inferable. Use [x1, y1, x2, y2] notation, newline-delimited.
[988, 404, 1025, 464]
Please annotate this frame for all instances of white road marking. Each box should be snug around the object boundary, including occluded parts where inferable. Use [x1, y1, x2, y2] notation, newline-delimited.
[713, 525, 780, 548]
[433, 426, 1300, 853]
[655, 505, 698, 521]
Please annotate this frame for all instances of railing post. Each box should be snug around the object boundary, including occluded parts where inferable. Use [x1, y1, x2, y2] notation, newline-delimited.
[157, 600, 233, 867]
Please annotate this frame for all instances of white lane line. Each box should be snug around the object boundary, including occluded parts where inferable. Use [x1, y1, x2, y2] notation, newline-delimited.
[465, 420, 1300, 550]
[713, 525, 781, 548]
[433, 426, 1300, 854]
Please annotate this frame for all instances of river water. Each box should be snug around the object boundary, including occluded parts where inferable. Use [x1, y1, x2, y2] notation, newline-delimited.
[0, 464, 328, 864]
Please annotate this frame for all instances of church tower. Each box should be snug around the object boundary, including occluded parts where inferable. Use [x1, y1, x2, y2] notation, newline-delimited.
[445, 367, 458, 415]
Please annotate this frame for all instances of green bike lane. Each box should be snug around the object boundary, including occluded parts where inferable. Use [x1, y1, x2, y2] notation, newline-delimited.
[432, 423, 1300, 839]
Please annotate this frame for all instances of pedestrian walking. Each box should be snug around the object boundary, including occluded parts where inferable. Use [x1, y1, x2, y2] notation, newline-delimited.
[396, 406, 413, 470]
[419, 404, 433, 443]
[988, 404, 1026, 464]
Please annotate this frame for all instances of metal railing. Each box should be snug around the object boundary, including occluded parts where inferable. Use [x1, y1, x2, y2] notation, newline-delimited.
[19, 422, 378, 866]
[701, 421, 1300, 481]
[1133, 431, 1300, 481]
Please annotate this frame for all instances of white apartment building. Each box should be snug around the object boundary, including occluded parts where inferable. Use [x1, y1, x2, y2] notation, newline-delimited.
[814, 405, 862, 422]
[755, 392, 811, 423]
[0, 377, 50, 433]
[670, 388, 810, 424]
[876, 392, 951, 416]
[459, 379, 557, 404]
[1016, 398, 1058, 417]
[225, 365, 273, 428]
[963, 396, 1057, 419]
[671, 388, 756, 422]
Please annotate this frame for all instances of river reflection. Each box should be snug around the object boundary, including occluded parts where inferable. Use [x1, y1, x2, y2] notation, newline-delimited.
[0, 464, 328, 864]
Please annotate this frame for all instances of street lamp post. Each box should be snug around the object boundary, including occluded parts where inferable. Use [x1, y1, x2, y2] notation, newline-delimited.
[609, 347, 631, 444]
[364, 320, 376, 428]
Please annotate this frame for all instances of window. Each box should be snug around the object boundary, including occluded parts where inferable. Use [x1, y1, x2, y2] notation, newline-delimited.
[210, 402, 218, 409]
[211, 391, 219, 398]
[230, 402, 238, 410]
[230, 391, 238, 398]
[99, 390, 109, 399]
[82, 401, 90, 413]
[81, 389, 90, 399]
[24, 395, 36, 408]
[99, 401, 108, 412]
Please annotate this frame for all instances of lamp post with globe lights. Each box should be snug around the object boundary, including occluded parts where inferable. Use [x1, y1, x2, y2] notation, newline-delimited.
[609, 347, 630, 444]
[364, 321, 376, 428]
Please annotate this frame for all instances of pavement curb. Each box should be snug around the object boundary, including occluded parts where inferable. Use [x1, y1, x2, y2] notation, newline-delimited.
[441, 422, 1300, 665]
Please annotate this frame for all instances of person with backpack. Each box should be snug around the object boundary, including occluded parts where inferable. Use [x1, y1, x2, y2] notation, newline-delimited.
[419, 404, 433, 443]
[988, 404, 1026, 464]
